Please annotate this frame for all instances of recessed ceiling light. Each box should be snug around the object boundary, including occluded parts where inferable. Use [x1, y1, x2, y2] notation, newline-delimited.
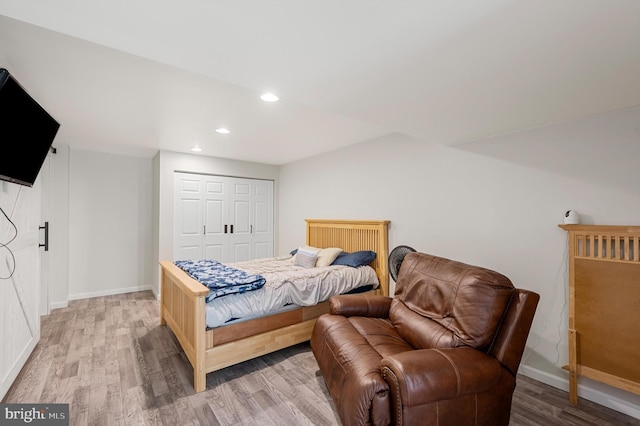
[215, 127, 230, 134]
[260, 93, 279, 102]
[190, 146, 202, 152]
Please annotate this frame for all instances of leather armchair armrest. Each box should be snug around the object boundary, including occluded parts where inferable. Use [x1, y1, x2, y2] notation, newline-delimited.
[329, 294, 392, 317]
[381, 347, 503, 407]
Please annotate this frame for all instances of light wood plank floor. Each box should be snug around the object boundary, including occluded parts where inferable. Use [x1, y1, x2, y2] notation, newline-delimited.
[3, 291, 638, 425]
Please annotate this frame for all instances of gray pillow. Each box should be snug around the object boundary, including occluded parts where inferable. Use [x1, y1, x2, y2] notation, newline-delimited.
[294, 247, 319, 268]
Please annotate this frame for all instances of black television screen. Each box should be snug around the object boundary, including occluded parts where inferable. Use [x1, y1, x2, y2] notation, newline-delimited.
[0, 68, 60, 187]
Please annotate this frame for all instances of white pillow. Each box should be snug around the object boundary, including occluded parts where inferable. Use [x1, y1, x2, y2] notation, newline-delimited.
[294, 246, 320, 268]
[315, 247, 343, 267]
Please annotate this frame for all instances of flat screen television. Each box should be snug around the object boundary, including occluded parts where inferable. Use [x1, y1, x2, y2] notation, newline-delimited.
[0, 68, 60, 187]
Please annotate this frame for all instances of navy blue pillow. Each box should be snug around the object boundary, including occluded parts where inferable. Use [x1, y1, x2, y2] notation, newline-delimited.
[331, 250, 376, 267]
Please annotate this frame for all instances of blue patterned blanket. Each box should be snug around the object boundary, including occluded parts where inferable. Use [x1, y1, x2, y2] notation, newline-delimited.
[175, 259, 266, 303]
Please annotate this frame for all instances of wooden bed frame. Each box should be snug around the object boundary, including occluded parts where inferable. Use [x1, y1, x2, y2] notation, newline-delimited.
[159, 219, 390, 392]
[559, 224, 640, 403]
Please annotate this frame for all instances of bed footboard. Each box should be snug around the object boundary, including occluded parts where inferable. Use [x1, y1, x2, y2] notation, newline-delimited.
[159, 261, 209, 392]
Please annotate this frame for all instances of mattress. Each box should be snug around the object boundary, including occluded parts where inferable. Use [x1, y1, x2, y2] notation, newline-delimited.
[205, 256, 379, 328]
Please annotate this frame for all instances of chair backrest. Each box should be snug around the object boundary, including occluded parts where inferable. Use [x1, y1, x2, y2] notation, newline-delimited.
[488, 288, 540, 375]
[390, 252, 515, 351]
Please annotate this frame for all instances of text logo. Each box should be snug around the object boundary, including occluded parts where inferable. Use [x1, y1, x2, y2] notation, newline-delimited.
[0, 404, 68, 425]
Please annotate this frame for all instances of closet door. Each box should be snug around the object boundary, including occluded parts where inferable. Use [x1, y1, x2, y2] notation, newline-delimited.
[173, 172, 274, 263]
[173, 173, 203, 260]
[202, 176, 229, 261]
[228, 179, 252, 262]
[252, 180, 274, 259]
[227, 178, 274, 262]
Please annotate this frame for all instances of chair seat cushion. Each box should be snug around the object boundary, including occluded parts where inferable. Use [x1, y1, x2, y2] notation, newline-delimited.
[311, 314, 412, 426]
[349, 316, 415, 357]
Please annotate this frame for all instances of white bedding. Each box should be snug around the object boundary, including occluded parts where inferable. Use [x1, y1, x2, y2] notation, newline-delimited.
[205, 256, 379, 328]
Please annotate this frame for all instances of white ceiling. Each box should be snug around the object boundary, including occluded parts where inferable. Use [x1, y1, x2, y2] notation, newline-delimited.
[0, 1, 639, 164]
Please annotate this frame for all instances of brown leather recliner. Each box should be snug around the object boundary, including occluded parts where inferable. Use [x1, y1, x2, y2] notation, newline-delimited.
[311, 252, 539, 426]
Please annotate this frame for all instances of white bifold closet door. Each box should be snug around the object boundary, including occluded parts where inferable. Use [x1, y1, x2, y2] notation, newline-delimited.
[174, 172, 274, 263]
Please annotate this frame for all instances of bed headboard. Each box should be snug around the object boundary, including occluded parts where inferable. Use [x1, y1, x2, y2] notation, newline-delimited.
[559, 224, 640, 402]
[306, 219, 390, 296]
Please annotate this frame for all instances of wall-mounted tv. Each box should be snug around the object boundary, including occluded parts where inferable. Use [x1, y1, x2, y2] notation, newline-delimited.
[0, 68, 60, 187]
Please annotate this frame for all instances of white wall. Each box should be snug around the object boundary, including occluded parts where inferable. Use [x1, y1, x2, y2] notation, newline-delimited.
[153, 150, 279, 296]
[69, 149, 152, 299]
[456, 105, 640, 196]
[279, 109, 640, 417]
[47, 144, 70, 309]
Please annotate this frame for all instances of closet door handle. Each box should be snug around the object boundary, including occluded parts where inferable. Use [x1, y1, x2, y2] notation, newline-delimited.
[224, 224, 228, 234]
[230, 224, 234, 234]
[250, 225, 253, 234]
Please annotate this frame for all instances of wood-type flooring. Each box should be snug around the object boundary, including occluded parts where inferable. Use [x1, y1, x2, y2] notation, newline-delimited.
[3, 291, 638, 425]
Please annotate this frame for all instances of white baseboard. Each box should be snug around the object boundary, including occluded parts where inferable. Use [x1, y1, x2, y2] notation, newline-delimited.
[50, 285, 156, 310]
[49, 300, 69, 310]
[68, 285, 152, 301]
[150, 286, 160, 300]
[519, 365, 640, 420]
